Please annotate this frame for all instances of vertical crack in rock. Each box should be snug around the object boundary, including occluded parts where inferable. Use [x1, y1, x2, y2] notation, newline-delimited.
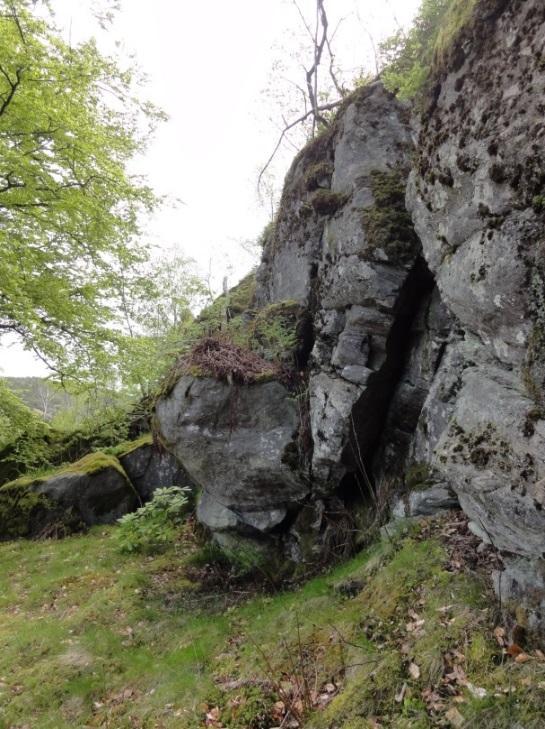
[342, 258, 435, 488]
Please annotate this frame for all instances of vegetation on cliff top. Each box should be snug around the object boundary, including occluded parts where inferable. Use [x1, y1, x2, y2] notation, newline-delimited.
[156, 271, 308, 391]
[380, 0, 478, 99]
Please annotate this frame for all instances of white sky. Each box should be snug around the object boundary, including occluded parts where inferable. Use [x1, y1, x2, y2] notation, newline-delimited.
[0, 0, 420, 377]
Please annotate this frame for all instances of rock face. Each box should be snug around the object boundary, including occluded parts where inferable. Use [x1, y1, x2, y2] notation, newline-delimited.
[34, 467, 136, 527]
[154, 1, 545, 623]
[0, 439, 186, 540]
[406, 0, 545, 624]
[119, 442, 189, 502]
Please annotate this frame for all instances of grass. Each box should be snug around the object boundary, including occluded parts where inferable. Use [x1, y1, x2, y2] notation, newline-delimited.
[433, 0, 479, 68]
[1, 516, 545, 728]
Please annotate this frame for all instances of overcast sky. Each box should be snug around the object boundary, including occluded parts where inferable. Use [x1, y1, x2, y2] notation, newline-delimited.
[1, 0, 420, 377]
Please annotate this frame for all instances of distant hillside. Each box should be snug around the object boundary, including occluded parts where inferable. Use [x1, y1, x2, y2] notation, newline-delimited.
[5, 377, 74, 421]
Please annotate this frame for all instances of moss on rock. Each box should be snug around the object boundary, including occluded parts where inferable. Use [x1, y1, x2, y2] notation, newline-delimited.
[252, 300, 301, 360]
[362, 169, 420, 263]
[310, 189, 348, 216]
[304, 161, 333, 191]
[109, 433, 153, 459]
[54, 451, 127, 478]
[0, 479, 52, 539]
[0, 451, 132, 541]
[405, 462, 434, 491]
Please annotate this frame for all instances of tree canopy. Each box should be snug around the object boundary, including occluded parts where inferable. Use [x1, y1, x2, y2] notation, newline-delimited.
[0, 0, 165, 380]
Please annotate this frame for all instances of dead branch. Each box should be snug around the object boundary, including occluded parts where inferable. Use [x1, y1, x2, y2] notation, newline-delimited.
[257, 99, 341, 192]
[258, 0, 344, 193]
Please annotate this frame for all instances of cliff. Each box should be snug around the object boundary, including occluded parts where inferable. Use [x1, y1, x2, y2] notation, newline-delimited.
[154, 0, 545, 628]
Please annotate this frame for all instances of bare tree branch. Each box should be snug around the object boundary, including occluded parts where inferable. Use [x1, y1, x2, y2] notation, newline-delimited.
[8, 2, 26, 44]
[258, 1, 346, 193]
[257, 99, 342, 191]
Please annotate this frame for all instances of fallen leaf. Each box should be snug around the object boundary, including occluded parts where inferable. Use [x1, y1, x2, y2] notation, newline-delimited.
[205, 706, 221, 726]
[493, 626, 506, 646]
[409, 662, 421, 680]
[271, 700, 285, 721]
[395, 682, 407, 703]
[506, 643, 523, 657]
[515, 652, 531, 664]
[466, 682, 487, 699]
[445, 706, 465, 727]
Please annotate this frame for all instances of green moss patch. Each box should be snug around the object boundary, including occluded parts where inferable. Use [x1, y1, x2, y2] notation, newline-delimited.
[362, 169, 420, 263]
[53, 451, 126, 478]
[108, 433, 153, 459]
[0, 479, 52, 539]
[252, 300, 303, 361]
[310, 188, 349, 216]
[406, 462, 434, 491]
[304, 161, 334, 191]
[0, 452, 129, 540]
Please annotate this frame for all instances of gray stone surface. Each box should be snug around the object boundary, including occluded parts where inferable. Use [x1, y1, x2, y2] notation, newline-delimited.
[155, 375, 309, 535]
[392, 486, 459, 519]
[407, 0, 545, 562]
[152, 4, 545, 623]
[119, 443, 190, 502]
[494, 556, 545, 632]
[307, 82, 420, 488]
[35, 466, 137, 527]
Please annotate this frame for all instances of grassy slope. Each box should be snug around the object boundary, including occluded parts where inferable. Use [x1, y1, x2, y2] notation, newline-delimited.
[1, 518, 545, 729]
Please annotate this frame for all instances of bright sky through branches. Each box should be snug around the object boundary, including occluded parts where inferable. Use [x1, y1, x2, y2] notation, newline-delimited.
[0, 0, 420, 376]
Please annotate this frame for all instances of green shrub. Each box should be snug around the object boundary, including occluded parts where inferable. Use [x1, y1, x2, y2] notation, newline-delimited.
[116, 486, 190, 554]
[380, 0, 477, 99]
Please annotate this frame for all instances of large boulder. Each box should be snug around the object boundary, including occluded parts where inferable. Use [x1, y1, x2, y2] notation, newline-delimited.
[0, 453, 137, 540]
[155, 375, 309, 538]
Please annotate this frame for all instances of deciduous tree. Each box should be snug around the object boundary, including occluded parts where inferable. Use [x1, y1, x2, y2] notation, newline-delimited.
[0, 0, 164, 381]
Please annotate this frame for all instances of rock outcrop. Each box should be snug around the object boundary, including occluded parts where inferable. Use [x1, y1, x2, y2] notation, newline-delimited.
[156, 375, 309, 540]
[405, 0, 545, 626]
[0, 453, 137, 539]
[154, 1, 545, 624]
[0, 437, 188, 539]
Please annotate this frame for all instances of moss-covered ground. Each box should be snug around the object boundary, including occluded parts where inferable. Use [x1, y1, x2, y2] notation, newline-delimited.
[1, 514, 545, 728]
